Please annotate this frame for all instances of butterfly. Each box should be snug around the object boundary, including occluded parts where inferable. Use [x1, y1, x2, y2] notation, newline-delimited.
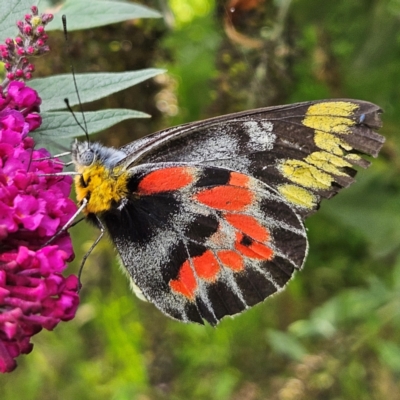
[71, 99, 384, 325]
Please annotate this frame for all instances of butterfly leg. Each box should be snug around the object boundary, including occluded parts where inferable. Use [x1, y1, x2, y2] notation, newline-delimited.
[77, 216, 105, 291]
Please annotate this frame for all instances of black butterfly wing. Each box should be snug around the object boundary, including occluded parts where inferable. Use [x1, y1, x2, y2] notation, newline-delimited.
[100, 163, 308, 325]
[118, 99, 384, 218]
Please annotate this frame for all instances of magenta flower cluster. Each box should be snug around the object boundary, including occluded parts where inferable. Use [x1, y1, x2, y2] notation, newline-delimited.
[0, 81, 79, 373]
[0, 7, 79, 374]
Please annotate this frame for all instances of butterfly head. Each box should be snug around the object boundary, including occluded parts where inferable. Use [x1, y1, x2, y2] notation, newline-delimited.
[71, 139, 126, 171]
[71, 139, 95, 167]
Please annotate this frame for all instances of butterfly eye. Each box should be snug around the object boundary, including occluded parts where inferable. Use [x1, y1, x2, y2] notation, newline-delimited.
[80, 149, 95, 166]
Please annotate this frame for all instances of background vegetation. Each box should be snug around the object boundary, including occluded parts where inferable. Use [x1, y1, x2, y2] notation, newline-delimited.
[2, 0, 400, 398]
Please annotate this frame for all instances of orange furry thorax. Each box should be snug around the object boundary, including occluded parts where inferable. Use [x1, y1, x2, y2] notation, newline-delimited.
[74, 162, 130, 214]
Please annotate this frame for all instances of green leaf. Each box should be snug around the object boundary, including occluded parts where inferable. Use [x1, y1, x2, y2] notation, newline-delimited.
[289, 279, 390, 340]
[46, 0, 161, 31]
[267, 330, 308, 361]
[0, 0, 39, 42]
[377, 340, 400, 373]
[33, 108, 149, 139]
[30, 69, 165, 111]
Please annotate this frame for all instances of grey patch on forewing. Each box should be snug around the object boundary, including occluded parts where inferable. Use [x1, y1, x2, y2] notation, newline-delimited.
[177, 125, 240, 163]
[243, 121, 276, 151]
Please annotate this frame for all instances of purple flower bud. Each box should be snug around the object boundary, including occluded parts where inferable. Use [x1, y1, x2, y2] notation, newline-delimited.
[6, 73, 15, 81]
[24, 72, 32, 80]
[16, 48, 25, 56]
[24, 14, 32, 22]
[23, 25, 32, 35]
[41, 14, 53, 24]
[36, 26, 44, 35]
[15, 70, 23, 78]
[26, 46, 35, 55]
[15, 37, 23, 46]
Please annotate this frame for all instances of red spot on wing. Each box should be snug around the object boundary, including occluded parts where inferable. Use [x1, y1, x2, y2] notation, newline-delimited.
[229, 172, 250, 187]
[193, 250, 220, 281]
[195, 186, 253, 211]
[235, 233, 274, 260]
[169, 260, 197, 300]
[138, 167, 194, 194]
[225, 213, 269, 242]
[217, 250, 244, 271]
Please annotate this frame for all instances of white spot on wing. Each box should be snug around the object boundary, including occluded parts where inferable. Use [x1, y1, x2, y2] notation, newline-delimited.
[243, 121, 276, 151]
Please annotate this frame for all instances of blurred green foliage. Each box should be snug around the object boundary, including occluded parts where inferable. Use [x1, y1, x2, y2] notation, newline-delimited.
[2, 0, 400, 399]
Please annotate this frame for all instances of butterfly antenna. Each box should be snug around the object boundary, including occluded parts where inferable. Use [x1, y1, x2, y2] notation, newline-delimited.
[64, 97, 89, 135]
[62, 15, 90, 143]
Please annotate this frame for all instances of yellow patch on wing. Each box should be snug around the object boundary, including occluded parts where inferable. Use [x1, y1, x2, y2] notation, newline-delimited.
[305, 151, 352, 176]
[345, 153, 362, 162]
[278, 184, 317, 209]
[302, 101, 358, 134]
[75, 163, 130, 214]
[280, 159, 333, 190]
[314, 131, 352, 156]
